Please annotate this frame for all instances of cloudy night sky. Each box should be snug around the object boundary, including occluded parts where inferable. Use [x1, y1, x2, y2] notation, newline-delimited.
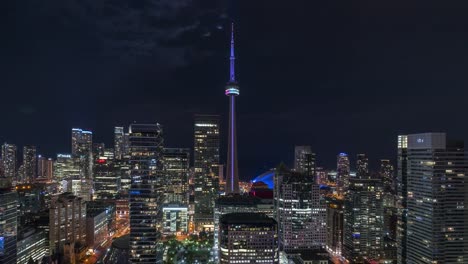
[2, 0, 468, 179]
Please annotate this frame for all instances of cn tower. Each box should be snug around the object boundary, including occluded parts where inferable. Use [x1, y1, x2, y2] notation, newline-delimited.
[225, 23, 240, 194]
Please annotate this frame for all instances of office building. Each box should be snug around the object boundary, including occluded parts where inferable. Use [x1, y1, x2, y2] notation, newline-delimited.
[343, 178, 384, 263]
[49, 193, 86, 258]
[294, 145, 316, 177]
[380, 159, 394, 194]
[94, 156, 119, 199]
[71, 128, 93, 200]
[336, 153, 350, 195]
[406, 133, 468, 263]
[37, 155, 53, 181]
[214, 194, 275, 258]
[86, 209, 108, 249]
[16, 228, 47, 264]
[163, 148, 190, 204]
[128, 123, 165, 263]
[219, 213, 278, 264]
[396, 135, 408, 264]
[0, 178, 18, 264]
[1, 143, 17, 181]
[114, 127, 125, 160]
[22, 145, 36, 183]
[194, 114, 220, 226]
[356, 154, 369, 179]
[275, 166, 326, 251]
[54, 154, 80, 182]
[326, 197, 344, 256]
[162, 205, 188, 235]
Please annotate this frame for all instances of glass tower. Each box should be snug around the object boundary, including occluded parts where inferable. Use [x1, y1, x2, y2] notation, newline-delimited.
[128, 123, 165, 263]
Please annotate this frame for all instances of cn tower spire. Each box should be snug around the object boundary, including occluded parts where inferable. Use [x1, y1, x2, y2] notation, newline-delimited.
[225, 22, 240, 194]
[230, 22, 236, 82]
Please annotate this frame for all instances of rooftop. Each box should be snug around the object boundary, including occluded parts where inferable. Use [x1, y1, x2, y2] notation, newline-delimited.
[220, 213, 276, 225]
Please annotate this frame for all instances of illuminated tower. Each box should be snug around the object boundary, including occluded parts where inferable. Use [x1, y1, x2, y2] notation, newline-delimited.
[225, 23, 240, 194]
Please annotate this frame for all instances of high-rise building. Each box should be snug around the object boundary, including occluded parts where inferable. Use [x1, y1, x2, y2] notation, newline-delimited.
[71, 128, 93, 201]
[163, 148, 190, 205]
[225, 23, 240, 195]
[114, 127, 125, 160]
[54, 154, 80, 183]
[193, 114, 220, 225]
[219, 213, 278, 264]
[336, 153, 350, 196]
[405, 133, 468, 263]
[356, 154, 369, 179]
[214, 194, 275, 259]
[380, 159, 394, 194]
[49, 192, 86, 261]
[37, 156, 53, 181]
[294, 146, 316, 177]
[71, 128, 93, 179]
[343, 178, 384, 263]
[162, 205, 188, 235]
[396, 135, 408, 264]
[0, 178, 18, 264]
[16, 228, 47, 264]
[326, 197, 344, 256]
[1, 143, 17, 181]
[22, 145, 36, 183]
[93, 143, 105, 159]
[128, 123, 165, 263]
[94, 155, 119, 199]
[275, 166, 326, 251]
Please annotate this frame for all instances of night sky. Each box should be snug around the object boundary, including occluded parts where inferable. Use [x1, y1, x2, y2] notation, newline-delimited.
[2, 1, 468, 179]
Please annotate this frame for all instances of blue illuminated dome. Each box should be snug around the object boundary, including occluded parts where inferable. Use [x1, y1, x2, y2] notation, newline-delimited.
[252, 170, 275, 189]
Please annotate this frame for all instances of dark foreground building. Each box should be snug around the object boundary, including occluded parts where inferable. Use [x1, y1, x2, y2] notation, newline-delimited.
[219, 213, 278, 264]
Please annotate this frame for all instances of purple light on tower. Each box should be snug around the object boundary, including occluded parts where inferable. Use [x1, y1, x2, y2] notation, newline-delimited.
[225, 23, 240, 194]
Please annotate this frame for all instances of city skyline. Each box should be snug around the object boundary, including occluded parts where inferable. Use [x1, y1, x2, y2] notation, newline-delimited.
[4, 1, 468, 179]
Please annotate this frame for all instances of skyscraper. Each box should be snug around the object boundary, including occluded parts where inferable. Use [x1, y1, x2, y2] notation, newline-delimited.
[0, 178, 18, 264]
[219, 213, 278, 264]
[225, 23, 240, 195]
[49, 193, 86, 262]
[94, 155, 119, 199]
[343, 178, 384, 263]
[128, 123, 165, 263]
[37, 156, 53, 181]
[405, 133, 468, 263]
[71, 128, 93, 179]
[1, 143, 17, 181]
[294, 145, 316, 177]
[114, 127, 125, 160]
[356, 153, 369, 179]
[336, 153, 350, 195]
[380, 159, 394, 194]
[396, 135, 408, 264]
[71, 128, 93, 201]
[163, 148, 190, 205]
[22, 145, 36, 183]
[194, 114, 220, 227]
[275, 166, 326, 251]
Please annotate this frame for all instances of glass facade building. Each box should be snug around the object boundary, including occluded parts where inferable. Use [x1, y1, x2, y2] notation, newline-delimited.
[0, 181, 18, 264]
[219, 213, 278, 264]
[163, 148, 190, 205]
[405, 133, 468, 263]
[128, 123, 165, 263]
[343, 178, 384, 263]
[294, 145, 316, 177]
[193, 115, 220, 226]
[274, 167, 326, 251]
